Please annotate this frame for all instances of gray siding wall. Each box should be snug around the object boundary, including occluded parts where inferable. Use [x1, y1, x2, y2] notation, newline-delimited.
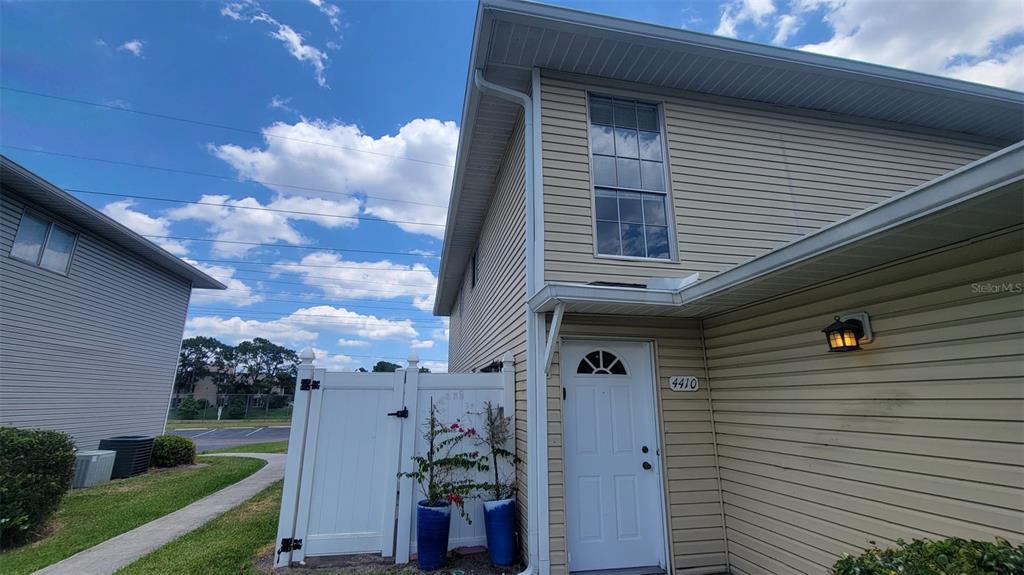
[702, 228, 1024, 574]
[540, 73, 1003, 285]
[447, 116, 530, 544]
[0, 187, 192, 449]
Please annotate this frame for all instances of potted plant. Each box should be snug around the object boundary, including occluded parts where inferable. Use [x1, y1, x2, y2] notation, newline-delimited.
[399, 400, 489, 571]
[475, 401, 520, 566]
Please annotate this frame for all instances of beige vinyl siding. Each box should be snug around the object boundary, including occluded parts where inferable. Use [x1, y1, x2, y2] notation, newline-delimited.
[540, 74, 1001, 285]
[447, 115, 530, 546]
[0, 187, 192, 449]
[701, 228, 1024, 574]
[546, 315, 727, 575]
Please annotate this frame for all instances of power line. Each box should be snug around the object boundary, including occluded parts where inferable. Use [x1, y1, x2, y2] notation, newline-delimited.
[191, 258, 437, 273]
[2, 145, 447, 208]
[222, 265, 437, 285]
[228, 273, 435, 290]
[145, 235, 440, 259]
[187, 308, 449, 327]
[197, 295, 431, 313]
[69, 188, 445, 228]
[0, 87, 456, 169]
[212, 287, 440, 308]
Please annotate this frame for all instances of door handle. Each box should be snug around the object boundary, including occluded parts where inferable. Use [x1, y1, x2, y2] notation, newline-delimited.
[642, 461, 652, 470]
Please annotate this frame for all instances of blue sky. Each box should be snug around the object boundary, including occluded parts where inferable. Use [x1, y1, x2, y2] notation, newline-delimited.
[3, 0, 1021, 372]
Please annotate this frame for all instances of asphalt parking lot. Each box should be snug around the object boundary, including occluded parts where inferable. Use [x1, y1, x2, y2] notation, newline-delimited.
[172, 425, 290, 452]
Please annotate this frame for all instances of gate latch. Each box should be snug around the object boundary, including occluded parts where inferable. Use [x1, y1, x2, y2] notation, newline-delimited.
[279, 538, 302, 552]
[387, 407, 410, 418]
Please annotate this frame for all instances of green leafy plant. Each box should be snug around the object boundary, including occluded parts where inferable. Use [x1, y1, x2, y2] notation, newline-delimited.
[398, 400, 490, 521]
[151, 435, 197, 468]
[177, 397, 201, 420]
[832, 537, 1024, 575]
[0, 427, 76, 548]
[474, 401, 519, 501]
[226, 396, 247, 419]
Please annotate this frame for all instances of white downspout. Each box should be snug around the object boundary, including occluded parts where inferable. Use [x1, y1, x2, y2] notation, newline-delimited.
[473, 68, 549, 575]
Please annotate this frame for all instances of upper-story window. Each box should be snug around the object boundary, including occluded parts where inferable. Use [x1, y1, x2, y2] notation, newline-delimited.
[588, 95, 671, 260]
[9, 211, 77, 275]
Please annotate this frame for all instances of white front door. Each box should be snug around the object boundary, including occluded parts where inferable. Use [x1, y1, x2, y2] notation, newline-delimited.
[562, 341, 666, 572]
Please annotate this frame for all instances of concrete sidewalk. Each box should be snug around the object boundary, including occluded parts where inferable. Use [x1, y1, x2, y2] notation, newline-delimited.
[34, 453, 286, 575]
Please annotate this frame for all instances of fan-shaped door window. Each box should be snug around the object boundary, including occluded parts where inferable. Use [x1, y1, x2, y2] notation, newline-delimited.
[577, 350, 628, 375]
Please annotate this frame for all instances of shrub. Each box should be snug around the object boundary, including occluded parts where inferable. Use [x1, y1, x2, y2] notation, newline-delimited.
[226, 396, 247, 419]
[268, 394, 288, 409]
[151, 435, 196, 468]
[833, 538, 1024, 575]
[195, 398, 210, 410]
[177, 397, 201, 420]
[0, 427, 76, 548]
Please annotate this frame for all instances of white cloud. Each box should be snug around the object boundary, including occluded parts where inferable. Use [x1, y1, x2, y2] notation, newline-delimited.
[101, 200, 187, 255]
[186, 305, 419, 345]
[221, 1, 330, 87]
[715, 0, 776, 38]
[268, 95, 296, 113]
[308, 0, 342, 32]
[118, 39, 144, 57]
[772, 14, 800, 45]
[186, 315, 318, 346]
[420, 360, 448, 374]
[164, 193, 359, 256]
[273, 252, 437, 310]
[410, 339, 434, 349]
[184, 259, 263, 307]
[796, 0, 1024, 90]
[211, 118, 458, 238]
[311, 347, 356, 370]
[337, 338, 371, 348]
[432, 317, 449, 341]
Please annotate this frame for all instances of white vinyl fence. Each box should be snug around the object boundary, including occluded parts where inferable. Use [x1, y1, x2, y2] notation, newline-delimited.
[274, 350, 515, 567]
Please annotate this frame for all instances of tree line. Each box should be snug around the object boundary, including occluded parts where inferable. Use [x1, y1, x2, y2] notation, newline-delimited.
[175, 336, 428, 395]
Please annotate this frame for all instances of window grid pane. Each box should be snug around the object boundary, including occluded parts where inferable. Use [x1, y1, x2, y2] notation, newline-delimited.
[10, 212, 49, 264]
[589, 94, 671, 260]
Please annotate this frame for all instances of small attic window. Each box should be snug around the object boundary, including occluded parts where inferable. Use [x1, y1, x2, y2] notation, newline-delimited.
[10, 210, 77, 275]
[577, 350, 627, 375]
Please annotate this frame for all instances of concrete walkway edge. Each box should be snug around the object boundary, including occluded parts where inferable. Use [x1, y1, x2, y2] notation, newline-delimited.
[34, 453, 286, 575]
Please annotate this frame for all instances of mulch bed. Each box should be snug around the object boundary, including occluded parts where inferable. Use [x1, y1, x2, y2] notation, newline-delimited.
[255, 547, 521, 575]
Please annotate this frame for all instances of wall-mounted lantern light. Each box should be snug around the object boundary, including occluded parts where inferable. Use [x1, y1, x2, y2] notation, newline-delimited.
[822, 311, 873, 352]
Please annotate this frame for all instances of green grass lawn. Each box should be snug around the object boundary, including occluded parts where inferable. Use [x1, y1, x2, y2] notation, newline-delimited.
[205, 440, 289, 454]
[0, 456, 266, 575]
[116, 480, 284, 575]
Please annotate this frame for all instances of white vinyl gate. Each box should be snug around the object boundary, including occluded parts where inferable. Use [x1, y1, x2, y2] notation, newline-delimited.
[274, 351, 515, 567]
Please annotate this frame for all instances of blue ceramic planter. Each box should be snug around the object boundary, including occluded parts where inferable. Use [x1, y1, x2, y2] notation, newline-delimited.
[483, 498, 516, 566]
[416, 501, 451, 571]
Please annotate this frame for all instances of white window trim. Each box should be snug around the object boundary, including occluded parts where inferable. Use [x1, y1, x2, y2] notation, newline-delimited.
[585, 91, 679, 263]
[9, 209, 78, 276]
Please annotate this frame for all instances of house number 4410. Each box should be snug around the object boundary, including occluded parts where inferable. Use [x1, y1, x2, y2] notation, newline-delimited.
[668, 375, 699, 392]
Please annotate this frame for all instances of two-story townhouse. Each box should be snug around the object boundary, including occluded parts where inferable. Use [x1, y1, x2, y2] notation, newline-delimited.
[434, 2, 1024, 575]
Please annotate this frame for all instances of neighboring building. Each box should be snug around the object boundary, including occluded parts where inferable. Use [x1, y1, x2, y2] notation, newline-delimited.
[435, 2, 1023, 575]
[0, 156, 225, 449]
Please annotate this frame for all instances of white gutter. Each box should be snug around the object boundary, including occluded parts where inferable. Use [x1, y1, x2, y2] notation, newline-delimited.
[474, 68, 550, 575]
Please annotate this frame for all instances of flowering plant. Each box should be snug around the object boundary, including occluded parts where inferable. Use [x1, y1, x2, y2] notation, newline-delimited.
[399, 399, 490, 521]
[474, 401, 520, 501]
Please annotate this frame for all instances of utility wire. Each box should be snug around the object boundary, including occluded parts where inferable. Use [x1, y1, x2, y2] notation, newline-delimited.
[2, 145, 447, 208]
[145, 235, 440, 259]
[220, 266, 436, 285]
[187, 308, 449, 327]
[191, 258, 437, 273]
[227, 273, 435, 289]
[196, 296, 430, 313]
[212, 287, 440, 308]
[69, 188, 445, 228]
[0, 87, 456, 169]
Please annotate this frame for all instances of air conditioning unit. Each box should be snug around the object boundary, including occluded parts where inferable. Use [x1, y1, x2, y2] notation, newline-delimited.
[73, 450, 116, 488]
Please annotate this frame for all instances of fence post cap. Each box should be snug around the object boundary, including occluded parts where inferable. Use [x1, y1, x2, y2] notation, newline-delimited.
[300, 348, 316, 363]
[501, 351, 515, 370]
[407, 352, 419, 368]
